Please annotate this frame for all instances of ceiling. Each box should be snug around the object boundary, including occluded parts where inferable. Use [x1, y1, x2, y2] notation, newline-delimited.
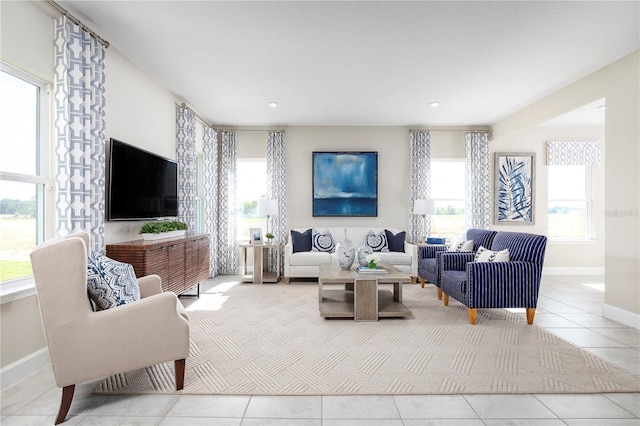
[59, 1, 638, 127]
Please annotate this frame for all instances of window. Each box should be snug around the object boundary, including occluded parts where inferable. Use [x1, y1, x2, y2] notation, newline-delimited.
[236, 159, 267, 240]
[430, 160, 466, 239]
[548, 165, 591, 239]
[0, 63, 50, 284]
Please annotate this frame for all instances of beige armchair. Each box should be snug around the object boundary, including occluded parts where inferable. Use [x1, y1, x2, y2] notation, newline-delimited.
[30, 231, 190, 424]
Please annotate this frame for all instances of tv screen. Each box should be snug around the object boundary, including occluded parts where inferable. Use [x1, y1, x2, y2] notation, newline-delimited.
[107, 138, 179, 221]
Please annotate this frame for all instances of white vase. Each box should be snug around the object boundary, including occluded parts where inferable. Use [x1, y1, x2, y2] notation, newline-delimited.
[335, 229, 355, 270]
[356, 244, 373, 267]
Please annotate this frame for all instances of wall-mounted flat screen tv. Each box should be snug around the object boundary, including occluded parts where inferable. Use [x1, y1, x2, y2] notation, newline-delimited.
[107, 138, 179, 221]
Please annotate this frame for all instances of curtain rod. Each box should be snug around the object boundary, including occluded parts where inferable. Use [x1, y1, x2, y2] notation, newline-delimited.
[217, 128, 286, 133]
[409, 129, 491, 133]
[178, 103, 211, 127]
[45, 0, 109, 48]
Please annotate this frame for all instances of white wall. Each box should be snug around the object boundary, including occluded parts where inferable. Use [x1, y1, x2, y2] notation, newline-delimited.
[493, 51, 640, 325]
[103, 47, 179, 244]
[491, 125, 606, 269]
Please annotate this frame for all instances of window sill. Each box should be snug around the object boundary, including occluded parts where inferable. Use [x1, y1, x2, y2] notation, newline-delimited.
[0, 278, 36, 305]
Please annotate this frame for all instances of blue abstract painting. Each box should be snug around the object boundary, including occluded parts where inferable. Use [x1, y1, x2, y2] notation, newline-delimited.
[313, 152, 378, 216]
[495, 152, 535, 224]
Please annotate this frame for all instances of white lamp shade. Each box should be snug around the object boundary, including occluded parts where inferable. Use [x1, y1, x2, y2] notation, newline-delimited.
[257, 198, 279, 216]
[413, 199, 435, 215]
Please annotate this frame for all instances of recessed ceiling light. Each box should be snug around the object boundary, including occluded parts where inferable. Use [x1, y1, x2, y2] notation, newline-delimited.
[268, 101, 278, 108]
[429, 101, 440, 108]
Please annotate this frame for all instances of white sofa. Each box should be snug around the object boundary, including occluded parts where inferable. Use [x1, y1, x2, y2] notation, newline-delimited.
[284, 227, 417, 283]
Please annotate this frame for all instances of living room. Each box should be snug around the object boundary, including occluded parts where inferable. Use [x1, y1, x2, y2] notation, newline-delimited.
[1, 1, 639, 423]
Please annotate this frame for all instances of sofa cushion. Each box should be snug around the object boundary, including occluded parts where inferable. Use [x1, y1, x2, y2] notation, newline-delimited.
[291, 229, 312, 253]
[312, 229, 335, 253]
[289, 251, 332, 266]
[365, 230, 389, 252]
[448, 239, 474, 252]
[87, 252, 140, 311]
[385, 229, 406, 252]
[378, 252, 412, 265]
[474, 246, 510, 262]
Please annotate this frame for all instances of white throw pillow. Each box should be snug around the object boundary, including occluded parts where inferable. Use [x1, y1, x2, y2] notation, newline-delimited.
[474, 246, 510, 262]
[447, 239, 474, 252]
[312, 229, 335, 252]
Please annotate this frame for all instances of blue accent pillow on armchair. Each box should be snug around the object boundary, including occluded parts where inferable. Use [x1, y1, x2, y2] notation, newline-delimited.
[87, 252, 141, 311]
[291, 229, 313, 253]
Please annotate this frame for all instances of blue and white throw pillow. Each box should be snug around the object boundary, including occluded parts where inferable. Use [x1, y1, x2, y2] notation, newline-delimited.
[365, 230, 389, 252]
[312, 229, 335, 252]
[87, 252, 141, 311]
[447, 238, 474, 252]
[474, 246, 510, 262]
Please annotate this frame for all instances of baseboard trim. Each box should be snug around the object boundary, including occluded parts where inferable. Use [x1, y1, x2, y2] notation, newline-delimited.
[0, 347, 50, 391]
[602, 303, 640, 330]
[542, 267, 605, 276]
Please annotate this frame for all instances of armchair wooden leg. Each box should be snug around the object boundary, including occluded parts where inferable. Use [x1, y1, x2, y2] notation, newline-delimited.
[55, 384, 75, 425]
[284, 277, 290, 284]
[175, 359, 185, 390]
[419, 278, 425, 288]
[526, 308, 536, 325]
[437, 287, 443, 300]
[468, 308, 477, 325]
[443, 293, 449, 306]
[412, 276, 417, 284]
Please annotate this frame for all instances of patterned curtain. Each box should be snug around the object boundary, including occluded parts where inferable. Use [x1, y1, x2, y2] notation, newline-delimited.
[409, 131, 431, 242]
[203, 126, 218, 276]
[217, 131, 239, 274]
[547, 140, 601, 166]
[465, 131, 491, 229]
[54, 16, 106, 253]
[267, 131, 287, 272]
[176, 106, 197, 230]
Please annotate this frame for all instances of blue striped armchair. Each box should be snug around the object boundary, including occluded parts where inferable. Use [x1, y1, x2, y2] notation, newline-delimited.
[417, 229, 497, 300]
[439, 231, 547, 325]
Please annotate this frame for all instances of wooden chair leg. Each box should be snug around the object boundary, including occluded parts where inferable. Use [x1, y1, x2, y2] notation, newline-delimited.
[443, 293, 449, 306]
[526, 308, 536, 325]
[412, 276, 417, 284]
[55, 384, 75, 425]
[419, 278, 425, 288]
[284, 277, 290, 284]
[175, 359, 185, 390]
[437, 287, 443, 300]
[468, 308, 477, 325]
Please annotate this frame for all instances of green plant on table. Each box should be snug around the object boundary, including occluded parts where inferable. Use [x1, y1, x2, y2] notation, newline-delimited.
[265, 232, 274, 241]
[139, 221, 188, 234]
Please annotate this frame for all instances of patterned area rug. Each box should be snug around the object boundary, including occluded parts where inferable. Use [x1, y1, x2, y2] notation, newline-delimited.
[93, 281, 640, 395]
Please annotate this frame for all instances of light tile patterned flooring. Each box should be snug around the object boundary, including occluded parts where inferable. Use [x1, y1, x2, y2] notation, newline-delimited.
[2, 275, 639, 425]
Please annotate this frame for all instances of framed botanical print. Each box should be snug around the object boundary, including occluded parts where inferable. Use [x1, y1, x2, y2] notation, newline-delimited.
[494, 152, 535, 225]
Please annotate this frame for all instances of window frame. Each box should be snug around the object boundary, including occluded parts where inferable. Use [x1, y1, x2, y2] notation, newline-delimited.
[236, 158, 267, 241]
[429, 158, 466, 240]
[0, 61, 52, 292]
[547, 164, 593, 241]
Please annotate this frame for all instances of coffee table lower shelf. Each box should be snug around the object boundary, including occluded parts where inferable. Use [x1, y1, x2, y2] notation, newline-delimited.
[319, 289, 412, 319]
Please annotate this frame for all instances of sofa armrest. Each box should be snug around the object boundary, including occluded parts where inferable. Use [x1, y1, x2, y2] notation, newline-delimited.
[138, 274, 162, 298]
[284, 241, 294, 277]
[466, 261, 542, 308]
[440, 252, 475, 272]
[418, 244, 446, 259]
[404, 241, 418, 277]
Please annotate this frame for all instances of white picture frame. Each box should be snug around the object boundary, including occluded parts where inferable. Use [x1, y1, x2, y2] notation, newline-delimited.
[249, 228, 263, 244]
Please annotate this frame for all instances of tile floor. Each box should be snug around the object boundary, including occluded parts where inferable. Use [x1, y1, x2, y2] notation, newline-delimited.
[2, 275, 639, 425]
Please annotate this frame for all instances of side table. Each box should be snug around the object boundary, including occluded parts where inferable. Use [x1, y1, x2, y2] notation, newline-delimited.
[239, 242, 281, 284]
